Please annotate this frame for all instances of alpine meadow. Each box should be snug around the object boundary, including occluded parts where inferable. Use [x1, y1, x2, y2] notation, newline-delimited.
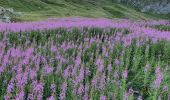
[0, 0, 170, 100]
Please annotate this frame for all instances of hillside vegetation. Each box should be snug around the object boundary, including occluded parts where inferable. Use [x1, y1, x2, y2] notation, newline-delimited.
[0, 0, 164, 21]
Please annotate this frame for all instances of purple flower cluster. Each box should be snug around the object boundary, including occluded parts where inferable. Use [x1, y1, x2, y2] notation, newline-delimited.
[154, 66, 163, 88]
[0, 18, 169, 99]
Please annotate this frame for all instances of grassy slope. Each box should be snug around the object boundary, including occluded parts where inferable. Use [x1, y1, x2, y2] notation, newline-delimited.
[0, 0, 166, 21]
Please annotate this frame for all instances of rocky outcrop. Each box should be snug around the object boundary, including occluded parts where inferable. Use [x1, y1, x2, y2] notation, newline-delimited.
[0, 6, 21, 23]
[141, 2, 170, 14]
[114, 0, 170, 14]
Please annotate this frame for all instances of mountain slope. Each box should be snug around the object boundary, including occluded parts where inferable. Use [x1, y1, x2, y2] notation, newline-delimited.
[0, 0, 166, 21]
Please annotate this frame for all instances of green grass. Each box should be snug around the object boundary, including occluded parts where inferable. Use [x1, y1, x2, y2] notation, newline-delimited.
[0, 0, 165, 21]
[154, 25, 170, 31]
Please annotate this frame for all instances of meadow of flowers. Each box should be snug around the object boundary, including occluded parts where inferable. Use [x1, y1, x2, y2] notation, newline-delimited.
[0, 18, 170, 100]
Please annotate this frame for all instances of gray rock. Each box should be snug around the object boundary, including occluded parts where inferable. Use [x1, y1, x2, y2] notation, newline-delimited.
[0, 6, 22, 23]
[159, 4, 170, 14]
[115, 0, 170, 14]
[141, 3, 170, 14]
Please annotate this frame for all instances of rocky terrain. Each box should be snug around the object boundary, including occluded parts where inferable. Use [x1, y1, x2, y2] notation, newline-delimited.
[0, 6, 21, 22]
[115, 0, 170, 14]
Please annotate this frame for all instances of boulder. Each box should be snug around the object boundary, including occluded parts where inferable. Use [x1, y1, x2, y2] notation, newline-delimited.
[0, 6, 21, 23]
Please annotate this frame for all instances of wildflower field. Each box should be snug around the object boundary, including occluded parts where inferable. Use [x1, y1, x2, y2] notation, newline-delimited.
[0, 18, 170, 100]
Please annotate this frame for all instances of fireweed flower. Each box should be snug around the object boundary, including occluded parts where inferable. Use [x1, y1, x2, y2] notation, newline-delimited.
[59, 82, 67, 100]
[76, 66, 84, 83]
[128, 87, 134, 95]
[136, 40, 143, 47]
[77, 84, 84, 95]
[71, 65, 77, 76]
[102, 46, 109, 57]
[3, 55, 9, 65]
[154, 66, 163, 88]
[162, 85, 168, 92]
[47, 95, 55, 100]
[59, 92, 66, 100]
[73, 85, 77, 95]
[0, 66, 4, 74]
[33, 81, 44, 99]
[15, 90, 25, 100]
[50, 84, 56, 93]
[15, 72, 28, 89]
[55, 54, 61, 60]
[41, 56, 47, 64]
[22, 58, 29, 65]
[37, 93, 43, 100]
[123, 36, 132, 47]
[56, 62, 62, 73]
[28, 93, 34, 100]
[84, 84, 89, 94]
[114, 59, 120, 66]
[83, 95, 89, 100]
[115, 33, 121, 42]
[95, 56, 102, 66]
[85, 44, 90, 49]
[85, 67, 90, 76]
[152, 37, 158, 43]
[7, 83, 14, 93]
[63, 66, 70, 78]
[96, 56, 104, 73]
[168, 94, 170, 100]
[24, 48, 34, 59]
[16, 64, 23, 74]
[62, 82, 67, 90]
[4, 94, 10, 100]
[51, 45, 57, 52]
[11, 48, 22, 58]
[12, 65, 17, 72]
[144, 64, 150, 73]
[137, 96, 142, 100]
[107, 64, 112, 72]
[43, 65, 54, 75]
[29, 69, 37, 80]
[91, 76, 98, 87]
[114, 70, 119, 80]
[90, 38, 95, 43]
[99, 73, 106, 90]
[75, 56, 81, 67]
[122, 69, 128, 79]
[123, 91, 129, 100]
[100, 95, 107, 100]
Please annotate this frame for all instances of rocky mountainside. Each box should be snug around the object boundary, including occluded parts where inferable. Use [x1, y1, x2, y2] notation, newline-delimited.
[114, 0, 170, 14]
